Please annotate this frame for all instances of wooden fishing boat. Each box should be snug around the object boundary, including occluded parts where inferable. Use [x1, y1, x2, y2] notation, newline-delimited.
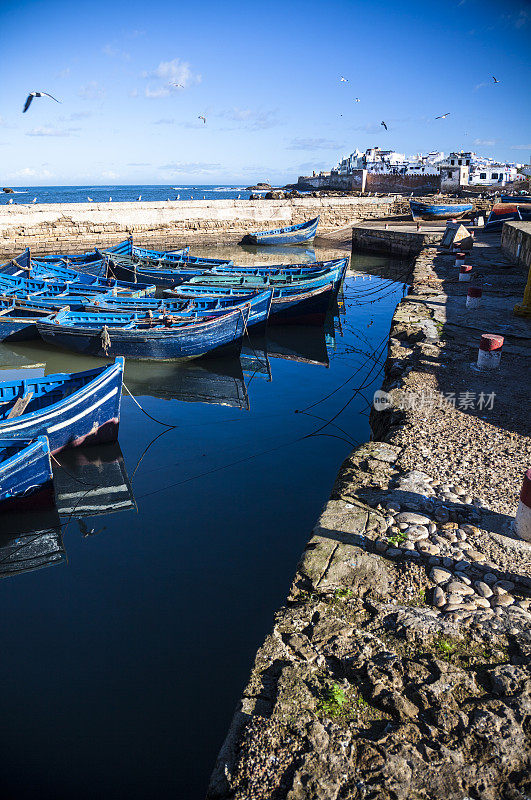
[0, 271, 155, 300]
[182, 257, 348, 294]
[242, 216, 320, 246]
[104, 250, 233, 285]
[409, 201, 473, 220]
[268, 282, 335, 325]
[500, 194, 531, 203]
[0, 436, 54, 511]
[0, 358, 124, 452]
[31, 238, 133, 265]
[2, 249, 155, 294]
[0, 299, 57, 341]
[36, 307, 251, 361]
[485, 202, 531, 228]
[84, 290, 273, 329]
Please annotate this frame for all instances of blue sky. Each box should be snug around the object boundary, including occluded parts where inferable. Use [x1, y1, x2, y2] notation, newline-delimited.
[1, 0, 530, 185]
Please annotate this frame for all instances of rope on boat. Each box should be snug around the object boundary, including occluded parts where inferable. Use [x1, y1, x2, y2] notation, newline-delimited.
[101, 325, 111, 354]
[122, 382, 178, 428]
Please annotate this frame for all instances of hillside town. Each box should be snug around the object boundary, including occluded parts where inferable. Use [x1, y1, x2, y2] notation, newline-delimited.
[299, 147, 528, 193]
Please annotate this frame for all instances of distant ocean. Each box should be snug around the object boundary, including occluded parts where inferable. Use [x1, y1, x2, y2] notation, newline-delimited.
[0, 184, 280, 205]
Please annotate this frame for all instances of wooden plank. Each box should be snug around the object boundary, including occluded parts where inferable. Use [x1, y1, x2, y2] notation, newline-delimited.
[6, 391, 34, 419]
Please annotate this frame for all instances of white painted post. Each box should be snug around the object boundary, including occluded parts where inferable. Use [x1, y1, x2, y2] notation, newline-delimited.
[477, 334, 504, 369]
[466, 286, 482, 308]
[459, 264, 473, 281]
[455, 252, 466, 267]
[515, 469, 531, 542]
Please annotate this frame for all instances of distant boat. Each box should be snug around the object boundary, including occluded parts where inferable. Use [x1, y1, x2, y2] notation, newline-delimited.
[500, 194, 531, 203]
[0, 436, 54, 512]
[485, 202, 531, 228]
[242, 216, 320, 246]
[36, 307, 251, 360]
[0, 358, 124, 452]
[409, 201, 473, 220]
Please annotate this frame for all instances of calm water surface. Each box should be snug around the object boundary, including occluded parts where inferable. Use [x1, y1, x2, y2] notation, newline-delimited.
[0, 244, 407, 800]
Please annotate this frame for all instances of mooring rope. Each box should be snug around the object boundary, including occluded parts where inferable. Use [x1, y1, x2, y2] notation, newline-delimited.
[122, 381, 178, 428]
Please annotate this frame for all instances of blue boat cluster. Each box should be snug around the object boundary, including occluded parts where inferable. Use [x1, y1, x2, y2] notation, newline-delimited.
[0, 220, 350, 515]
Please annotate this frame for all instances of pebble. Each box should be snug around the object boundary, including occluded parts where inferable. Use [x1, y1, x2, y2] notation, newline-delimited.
[474, 581, 493, 598]
[447, 582, 474, 595]
[492, 585, 507, 596]
[398, 523, 409, 531]
[466, 550, 486, 563]
[430, 567, 452, 584]
[493, 594, 514, 607]
[464, 495, 473, 504]
[474, 597, 491, 609]
[442, 557, 453, 568]
[452, 485, 467, 496]
[434, 507, 450, 523]
[396, 512, 431, 526]
[455, 573, 471, 585]
[433, 587, 446, 607]
[417, 542, 440, 556]
[386, 548, 403, 558]
[461, 602, 477, 612]
[452, 549, 465, 560]
[443, 603, 462, 613]
[447, 593, 465, 605]
[496, 580, 515, 591]
[455, 529, 467, 541]
[405, 525, 429, 541]
[483, 573, 498, 585]
[374, 539, 388, 553]
[402, 540, 415, 551]
[461, 524, 479, 535]
[456, 560, 471, 571]
[428, 522, 437, 534]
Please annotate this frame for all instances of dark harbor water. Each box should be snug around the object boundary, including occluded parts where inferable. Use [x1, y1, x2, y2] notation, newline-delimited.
[0, 244, 407, 800]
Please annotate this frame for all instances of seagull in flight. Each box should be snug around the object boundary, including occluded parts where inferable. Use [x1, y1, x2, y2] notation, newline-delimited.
[23, 91, 61, 113]
[435, 112, 450, 119]
[381, 120, 388, 130]
[492, 76, 500, 83]
[354, 97, 360, 102]
[170, 82, 184, 89]
[198, 115, 206, 124]
[340, 76, 348, 82]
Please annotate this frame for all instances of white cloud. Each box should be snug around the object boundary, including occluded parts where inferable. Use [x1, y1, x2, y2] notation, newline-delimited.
[287, 138, 344, 150]
[473, 138, 495, 146]
[14, 167, 53, 178]
[78, 81, 106, 99]
[153, 118, 175, 125]
[511, 143, 531, 150]
[217, 108, 280, 130]
[101, 170, 119, 179]
[102, 43, 131, 60]
[160, 161, 220, 174]
[142, 58, 201, 98]
[26, 127, 80, 137]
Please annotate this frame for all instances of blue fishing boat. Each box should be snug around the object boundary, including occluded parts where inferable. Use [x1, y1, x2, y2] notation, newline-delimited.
[0, 436, 54, 512]
[182, 257, 348, 294]
[2, 248, 156, 294]
[500, 194, 531, 203]
[84, 290, 273, 328]
[31, 238, 133, 265]
[36, 307, 251, 360]
[0, 299, 55, 341]
[104, 252, 234, 285]
[242, 216, 320, 246]
[409, 201, 473, 220]
[0, 358, 124, 452]
[0, 270, 155, 299]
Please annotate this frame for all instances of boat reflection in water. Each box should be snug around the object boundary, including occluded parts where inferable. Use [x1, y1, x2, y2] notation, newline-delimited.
[53, 442, 136, 518]
[0, 441, 136, 579]
[243, 319, 333, 372]
[0, 508, 65, 579]
[123, 357, 250, 410]
[237, 244, 317, 264]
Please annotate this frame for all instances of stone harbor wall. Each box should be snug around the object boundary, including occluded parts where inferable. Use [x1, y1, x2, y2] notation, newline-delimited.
[501, 221, 531, 268]
[207, 231, 531, 800]
[0, 197, 399, 258]
[351, 224, 445, 256]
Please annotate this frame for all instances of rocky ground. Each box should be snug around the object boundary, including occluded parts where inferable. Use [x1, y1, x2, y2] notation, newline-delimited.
[207, 230, 531, 800]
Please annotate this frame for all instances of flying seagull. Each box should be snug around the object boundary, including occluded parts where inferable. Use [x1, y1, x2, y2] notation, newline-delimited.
[23, 91, 61, 113]
[340, 76, 348, 82]
[170, 82, 184, 88]
[435, 112, 450, 119]
[354, 97, 360, 102]
[198, 115, 206, 124]
[381, 121, 388, 130]
[492, 76, 500, 83]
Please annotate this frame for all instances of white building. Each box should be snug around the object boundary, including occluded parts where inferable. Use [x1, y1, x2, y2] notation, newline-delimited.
[439, 151, 520, 187]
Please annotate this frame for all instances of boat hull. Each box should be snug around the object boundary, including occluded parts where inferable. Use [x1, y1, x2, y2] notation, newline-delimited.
[0, 359, 123, 453]
[244, 216, 320, 246]
[36, 309, 250, 361]
[409, 201, 473, 220]
[0, 437, 55, 512]
[269, 282, 335, 325]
